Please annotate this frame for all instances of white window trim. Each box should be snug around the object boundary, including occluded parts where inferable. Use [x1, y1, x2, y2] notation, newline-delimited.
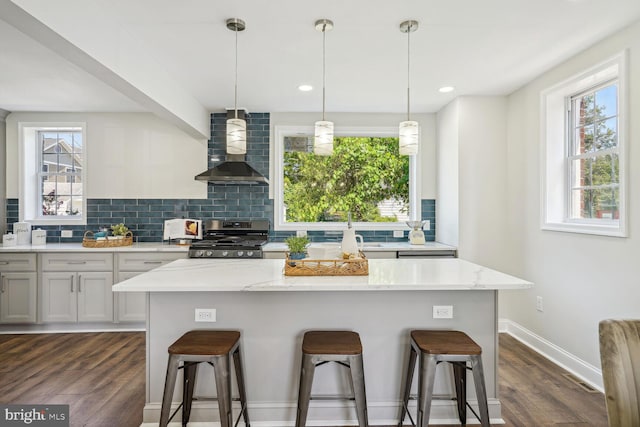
[540, 51, 627, 237]
[18, 122, 87, 226]
[273, 125, 420, 231]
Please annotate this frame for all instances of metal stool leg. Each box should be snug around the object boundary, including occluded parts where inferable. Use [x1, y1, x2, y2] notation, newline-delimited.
[398, 345, 417, 426]
[160, 354, 180, 427]
[232, 345, 251, 427]
[417, 354, 438, 427]
[348, 354, 369, 427]
[452, 361, 467, 425]
[295, 353, 316, 427]
[471, 355, 490, 427]
[182, 361, 198, 426]
[213, 354, 233, 427]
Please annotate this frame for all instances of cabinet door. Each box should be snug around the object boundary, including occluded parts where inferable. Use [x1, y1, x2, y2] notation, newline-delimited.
[116, 271, 146, 322]
[0, 272, 37, 323]
[77, 272, 113, 322]
[42, 272, 76, 322]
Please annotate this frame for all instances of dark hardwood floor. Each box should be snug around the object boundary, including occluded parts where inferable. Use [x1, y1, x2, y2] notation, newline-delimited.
[0, 332, 608, 427]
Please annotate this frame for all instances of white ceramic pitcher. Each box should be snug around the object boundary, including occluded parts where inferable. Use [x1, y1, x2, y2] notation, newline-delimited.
[341, 228, 364, 255]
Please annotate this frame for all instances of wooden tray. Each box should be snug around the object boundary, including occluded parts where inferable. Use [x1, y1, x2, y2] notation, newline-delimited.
[82, 230, 133, 248]
[284, 253, 368, 276]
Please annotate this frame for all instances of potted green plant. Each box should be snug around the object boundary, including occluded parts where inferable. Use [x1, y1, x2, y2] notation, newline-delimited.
[110, 223, 129, 239]
[285, 235, 310, 260]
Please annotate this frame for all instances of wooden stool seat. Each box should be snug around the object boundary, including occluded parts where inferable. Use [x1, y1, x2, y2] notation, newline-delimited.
[296, 330, 369, 427]
[398, 330, 490, 427]
[302, 330, 362, 355]
[168, 330, 240, 355]
[160, 329, 250, 427]
[411, 330, 482, 355]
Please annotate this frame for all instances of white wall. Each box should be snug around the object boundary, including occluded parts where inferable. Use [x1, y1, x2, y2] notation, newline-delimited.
[0, 110, 7, 235]
[436, 100, 459, 246]
[270, 112, 437, 200]
[436, 97, 510, 270]
[500, 19, 640, 383]
[5, 112, 207, 199]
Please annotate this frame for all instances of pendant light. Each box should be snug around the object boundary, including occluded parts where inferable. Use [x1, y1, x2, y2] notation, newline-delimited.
[314, 19, 334, 156]
[399, 20, 419, 156]
[226, 18, 246, 155]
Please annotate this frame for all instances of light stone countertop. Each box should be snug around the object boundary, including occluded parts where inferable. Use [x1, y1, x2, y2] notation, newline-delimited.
[112, 257, 532, 292]
[0, 242, 189, 253]
[262, 241, 457, 252]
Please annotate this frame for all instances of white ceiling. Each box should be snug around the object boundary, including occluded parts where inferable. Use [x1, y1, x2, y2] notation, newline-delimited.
[2, 0, 640, 118]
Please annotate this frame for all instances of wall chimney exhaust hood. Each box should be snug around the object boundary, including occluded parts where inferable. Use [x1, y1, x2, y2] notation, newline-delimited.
[194, 110, 270, 185]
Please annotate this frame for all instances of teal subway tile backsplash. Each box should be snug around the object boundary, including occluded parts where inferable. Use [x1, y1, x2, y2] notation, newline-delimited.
[5, 112, 436, 243]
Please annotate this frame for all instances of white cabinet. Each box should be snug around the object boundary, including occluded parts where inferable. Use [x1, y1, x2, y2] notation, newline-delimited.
[0, 253, 37, 323]
[115, 252, 186, 322]
[40, 253, 114, 323]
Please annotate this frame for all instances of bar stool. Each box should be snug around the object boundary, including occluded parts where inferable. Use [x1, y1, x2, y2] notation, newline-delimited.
[159, 330, 250, 427]
[295, 330, 369, 427]
[398, 330, 490, 427]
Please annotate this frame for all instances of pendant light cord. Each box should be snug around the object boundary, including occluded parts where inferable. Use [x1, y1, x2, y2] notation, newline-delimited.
[322, 23, 327, 121]
[234, 25, 239, 120]
[406, 22, 411, 122]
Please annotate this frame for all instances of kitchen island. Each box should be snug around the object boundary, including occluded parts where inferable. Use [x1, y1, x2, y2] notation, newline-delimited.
[113, 258, 532, 426]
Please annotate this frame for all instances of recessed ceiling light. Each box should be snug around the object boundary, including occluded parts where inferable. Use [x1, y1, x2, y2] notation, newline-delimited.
[298, 84, 313, 92]
[439, 86, 455, 93]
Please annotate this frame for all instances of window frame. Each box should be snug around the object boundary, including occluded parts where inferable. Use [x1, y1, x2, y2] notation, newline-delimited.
[273, 125, 420, 231]
[19, 122, 87, 226]
[540, 51, 627, 237]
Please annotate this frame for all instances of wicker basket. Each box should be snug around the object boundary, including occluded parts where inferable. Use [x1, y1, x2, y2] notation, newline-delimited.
[82, 230, 133, 248]
[284, 253, 368, 276]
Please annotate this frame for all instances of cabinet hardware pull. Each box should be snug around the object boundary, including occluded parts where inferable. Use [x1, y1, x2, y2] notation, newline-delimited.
[0, 261, 9, 265]
[78, 275, 82, 292]
[67, 261, 87, 264]
[143, 261, 163, 264]
[1, 275, 4, 293]
[70, 275, 74, 293]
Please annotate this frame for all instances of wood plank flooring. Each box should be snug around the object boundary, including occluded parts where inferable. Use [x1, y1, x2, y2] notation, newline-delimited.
[0, 332, 609, 427]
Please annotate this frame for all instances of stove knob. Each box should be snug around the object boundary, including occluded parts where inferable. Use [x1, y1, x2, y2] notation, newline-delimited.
[196, 250, 204, 257]
[247, 251, 254, 257]
[205, 250, 213, 257]
[222, 251, 229, 257]
[237, 251, 244, 257]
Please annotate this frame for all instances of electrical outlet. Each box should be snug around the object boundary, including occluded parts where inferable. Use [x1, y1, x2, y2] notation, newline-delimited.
[195, 308, 216, 322]
[433, 305, 453, 319]
[423, 220, 431, 231]
[61, 230, 73, 238]
[393, 230, 405, 238]
[296, 230, 307, 237]
[536, 296, 544, 312]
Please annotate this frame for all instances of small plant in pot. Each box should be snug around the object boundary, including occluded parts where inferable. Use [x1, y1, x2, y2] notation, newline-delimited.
[110, 223, 129, 239]
[285, 236, 310, 260]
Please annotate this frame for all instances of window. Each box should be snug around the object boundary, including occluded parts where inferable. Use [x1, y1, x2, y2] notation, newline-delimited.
[19, 123, 87, 225]
[274, 126, 420, 230]
[541, 52, 626, 236]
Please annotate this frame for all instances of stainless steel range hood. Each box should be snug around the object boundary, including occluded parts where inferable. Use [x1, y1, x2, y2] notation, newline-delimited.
[194, 110, 269, 185]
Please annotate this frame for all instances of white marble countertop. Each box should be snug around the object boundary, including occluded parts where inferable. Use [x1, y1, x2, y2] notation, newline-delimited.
[262, 241, 457, 252]
[112, 258, 532, 292]
[0, 242, 189, 253]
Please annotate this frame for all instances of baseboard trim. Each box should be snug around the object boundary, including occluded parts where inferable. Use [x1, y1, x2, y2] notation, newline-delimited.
[498, 318, 603, 392]
[142, 398, 505, 426]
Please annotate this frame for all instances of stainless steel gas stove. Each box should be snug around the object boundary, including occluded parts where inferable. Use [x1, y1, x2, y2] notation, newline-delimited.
[188, 219, 269, 259]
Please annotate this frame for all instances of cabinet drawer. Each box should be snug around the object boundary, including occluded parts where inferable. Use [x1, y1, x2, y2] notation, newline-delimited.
[41, 253, 113, 271]
[116, 252, 185, 272]
[0, 253, 37, 271]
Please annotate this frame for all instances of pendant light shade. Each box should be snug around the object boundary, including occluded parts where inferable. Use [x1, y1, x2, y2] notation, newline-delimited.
[314, 19, 334, 156]
[399, 120, 419, 155]
[226, 18, 247, 155]
[399, 20, 419, 156]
